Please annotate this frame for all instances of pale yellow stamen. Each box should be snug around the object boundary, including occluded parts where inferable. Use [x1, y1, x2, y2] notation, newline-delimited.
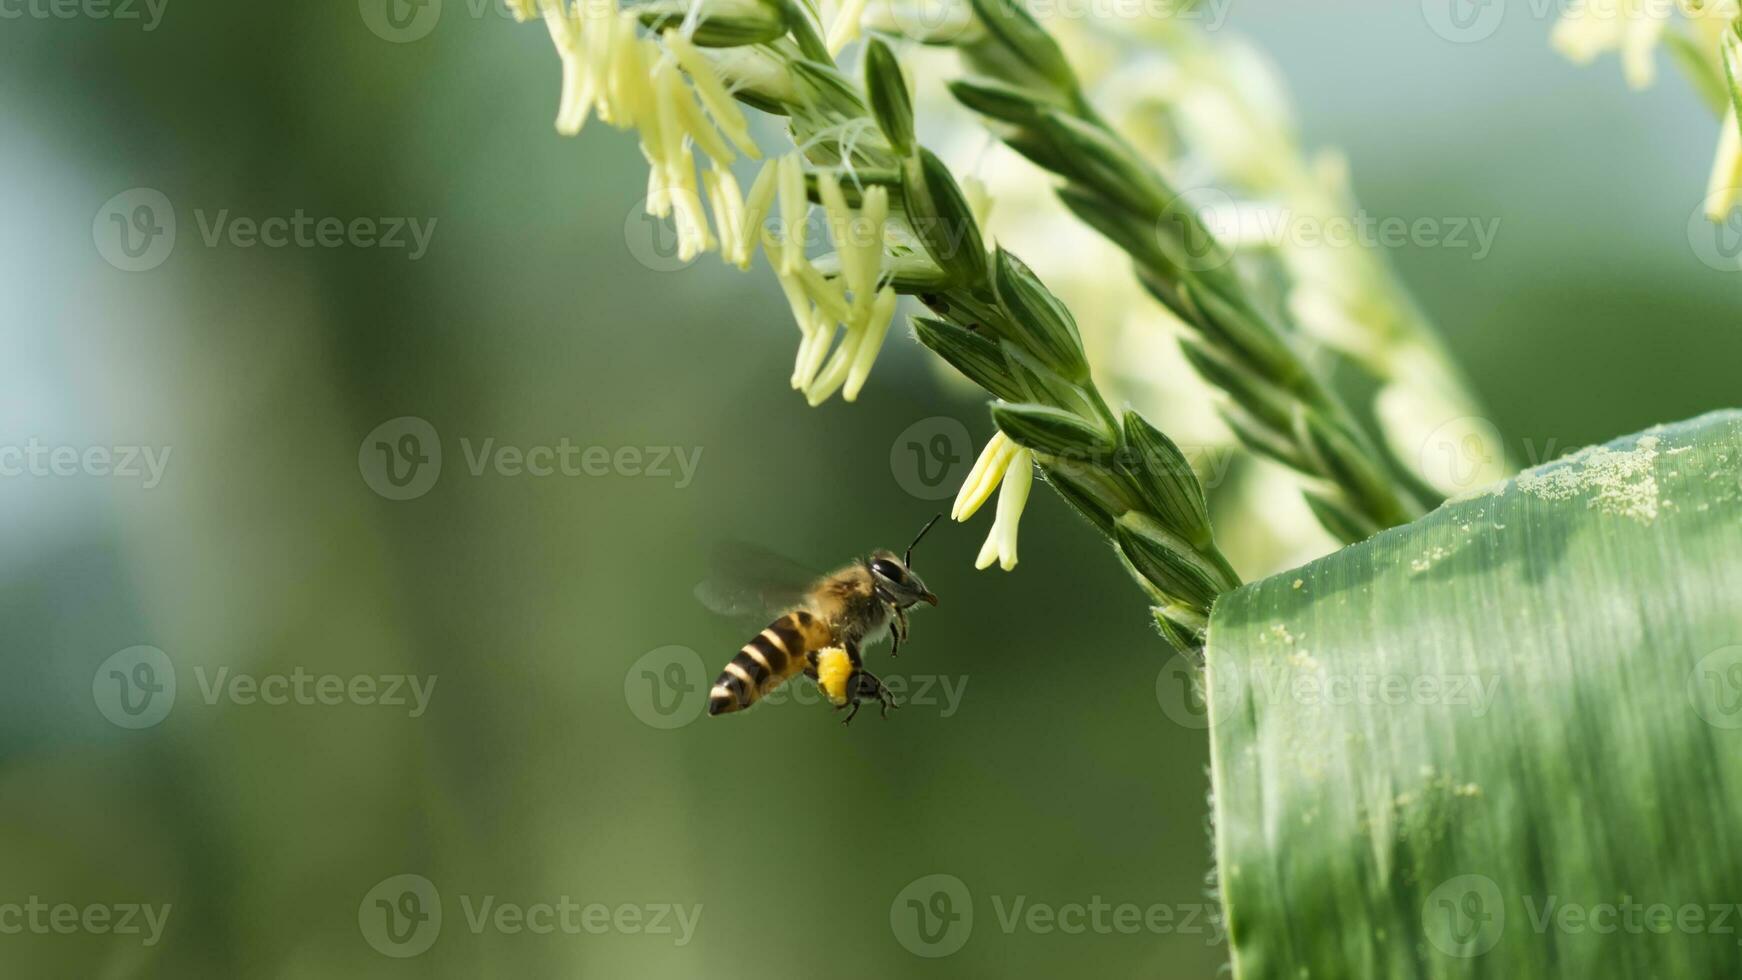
[604, 18, 650, 127]
[775, 154, 808, 276]
[678, 88, 736, 166]
[795, 263, 853, 324]
[974, 448, 1034, 571]
[664, 30, 760, 159]
[738, 159, 780, 266]
[586, 0, 623, 118]
[851, 185, 888, 305]
[804, 317, 865, 405]
[1707, 107, 1742, 223]
[704, 164, 749, 268]
[826, 0, 872, 55]
[952, 432, 1020, 522]
[842, 286, 898, 402]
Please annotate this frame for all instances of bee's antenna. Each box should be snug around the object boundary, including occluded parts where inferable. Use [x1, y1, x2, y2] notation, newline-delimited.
[905, 514, 944, 568]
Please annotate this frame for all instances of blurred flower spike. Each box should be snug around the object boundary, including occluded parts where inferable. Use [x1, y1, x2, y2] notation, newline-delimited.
[1551, 0, 1742, 220]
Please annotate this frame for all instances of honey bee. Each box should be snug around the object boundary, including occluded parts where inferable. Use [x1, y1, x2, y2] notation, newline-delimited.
[701, 516, 942, 724]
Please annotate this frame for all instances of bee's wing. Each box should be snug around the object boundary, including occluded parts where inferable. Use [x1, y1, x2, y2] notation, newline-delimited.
[693, 541, 821, 621]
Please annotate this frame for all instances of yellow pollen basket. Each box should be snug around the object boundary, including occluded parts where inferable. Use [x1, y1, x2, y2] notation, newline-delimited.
[813, 647, 855, 707]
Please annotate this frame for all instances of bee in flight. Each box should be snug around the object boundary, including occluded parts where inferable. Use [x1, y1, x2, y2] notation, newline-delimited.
[702, 516, 942, 724]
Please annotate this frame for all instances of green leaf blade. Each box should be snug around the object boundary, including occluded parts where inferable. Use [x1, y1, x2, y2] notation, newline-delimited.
[1208, 411, 1742, 978]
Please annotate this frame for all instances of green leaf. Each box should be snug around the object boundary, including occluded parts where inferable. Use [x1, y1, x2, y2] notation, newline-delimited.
[1179, 339, 1294, 433]
[776, 0, 832, 63]
[990, 402, 1114, 457]
[911, 316, 1026, 403]
[1114, 512, 1225, 611]
[635, 0, 787, 46]
[964, 0, 1077, 94]
[1300, 489, 1378, 545]
[1120, 411, 1211, 548]
[902, 149, 988, 285]
[863, 39, 916, 156]
[1032, 109, 1169, 216]
[990, 248, 1089, 382]
[1000, 343, 1098, 421]
[1057, 185, 1179, 284]
[1038, 458, 1123, 540]
[945, 76, 1048, 127]
[1207, 411, 1742, 977]
[788, 59, 866, 119]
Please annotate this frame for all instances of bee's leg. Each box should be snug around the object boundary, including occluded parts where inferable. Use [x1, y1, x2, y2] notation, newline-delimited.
[890, 607, 909, 658]
[843, 669, 899, 724]
[836, 641, 866, 724]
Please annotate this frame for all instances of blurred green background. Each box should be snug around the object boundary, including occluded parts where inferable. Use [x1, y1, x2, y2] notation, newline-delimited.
[2, 1, 1738, 976]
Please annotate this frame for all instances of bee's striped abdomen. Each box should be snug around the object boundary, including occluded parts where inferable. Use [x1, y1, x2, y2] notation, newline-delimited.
[709, 610, 824, 716]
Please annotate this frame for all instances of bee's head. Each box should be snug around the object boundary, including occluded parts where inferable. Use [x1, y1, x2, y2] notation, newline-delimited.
[868, 551, 937, 608]
[869, 515, 944, 609]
